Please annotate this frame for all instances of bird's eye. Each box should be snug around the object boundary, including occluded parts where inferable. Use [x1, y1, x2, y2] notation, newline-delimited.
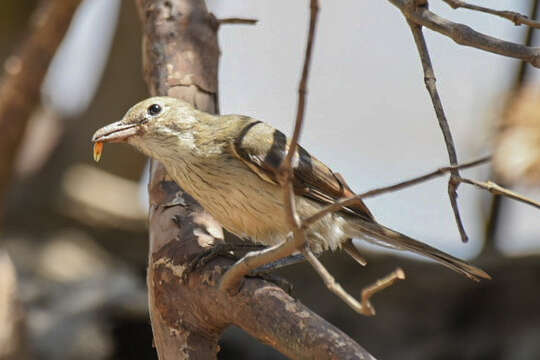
[147, 104, 162, 116]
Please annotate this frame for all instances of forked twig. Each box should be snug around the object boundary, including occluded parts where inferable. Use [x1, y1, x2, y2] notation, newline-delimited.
[219, 0, 320, 293]
[303, 247, 405, 316]
[387, 0, 540, 67]
[302, 155, 539, 232]
[442, 0, 540, 29]
[303, 156, 491, 228]
[280, 0, 320, 238]
[407, 18, 468, 242]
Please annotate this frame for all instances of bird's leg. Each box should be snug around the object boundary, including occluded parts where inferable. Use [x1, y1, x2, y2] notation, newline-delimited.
[182, 243, 265, 283]
[244, 254, 310, 295]
[253, 253, 307, 272]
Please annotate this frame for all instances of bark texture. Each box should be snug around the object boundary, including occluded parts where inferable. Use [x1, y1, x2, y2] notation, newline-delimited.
[135, 0, 375, 358]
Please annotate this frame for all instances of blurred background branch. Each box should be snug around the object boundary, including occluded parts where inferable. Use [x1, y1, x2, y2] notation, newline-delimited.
[0, 251, 27, 360]
[0, 0, 82, 224]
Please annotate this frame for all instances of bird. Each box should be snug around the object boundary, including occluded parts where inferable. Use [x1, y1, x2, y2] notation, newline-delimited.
[92, 96, 490, 281]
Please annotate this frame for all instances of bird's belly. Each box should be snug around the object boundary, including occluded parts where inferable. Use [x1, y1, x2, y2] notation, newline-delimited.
[166, 159, 349, 251]
[169, 161, 289, 245]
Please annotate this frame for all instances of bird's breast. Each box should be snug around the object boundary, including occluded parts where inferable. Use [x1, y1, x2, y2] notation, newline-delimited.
[164, 156, 289, 245]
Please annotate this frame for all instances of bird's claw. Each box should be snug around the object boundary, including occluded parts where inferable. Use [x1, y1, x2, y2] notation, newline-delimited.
[246, 270, 294, 295]
[181, 243, 265, 283]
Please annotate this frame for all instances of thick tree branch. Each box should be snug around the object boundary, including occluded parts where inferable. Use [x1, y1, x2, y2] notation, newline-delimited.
[0, 0, 82, 223]
[387, 0, 540, 67]
[136, 0, 373, 358]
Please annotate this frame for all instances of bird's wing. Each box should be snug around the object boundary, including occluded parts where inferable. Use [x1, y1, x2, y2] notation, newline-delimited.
[230, 120, 374, 222]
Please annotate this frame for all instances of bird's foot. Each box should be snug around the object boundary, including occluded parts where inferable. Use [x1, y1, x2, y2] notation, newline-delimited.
[246, 271, 294, 295]
[182, 243, 265, 283]
[241, 253, 308, 294]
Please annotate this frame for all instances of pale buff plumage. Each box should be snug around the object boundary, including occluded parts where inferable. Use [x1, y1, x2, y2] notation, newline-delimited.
[126, 102, 347, 251]
[92, 96, 490, 281]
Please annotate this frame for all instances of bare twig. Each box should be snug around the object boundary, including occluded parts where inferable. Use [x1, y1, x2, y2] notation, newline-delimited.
[442, 0, 540, 29]
[218, 17, 258, 26]
[303, 247, 405, 316]
[459, 178, 540, 209]
[302, 156, 540, 231]
[280, 0, 320, 238]
[387, 0, 540, 67]
[220, 0, 320, 293]
[303, 156, 490, 228]
[406, 18, 468, 242]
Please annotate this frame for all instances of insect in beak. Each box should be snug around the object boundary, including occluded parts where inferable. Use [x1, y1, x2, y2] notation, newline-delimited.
[91, 121, 140, 162]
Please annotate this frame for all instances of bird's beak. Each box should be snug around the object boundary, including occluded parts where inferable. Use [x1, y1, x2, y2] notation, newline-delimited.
[91, 121, 140, 162]
[91, 121, 140, 144]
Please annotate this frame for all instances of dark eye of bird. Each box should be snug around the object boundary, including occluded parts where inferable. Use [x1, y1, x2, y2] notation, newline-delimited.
[147, 104, 162, 116]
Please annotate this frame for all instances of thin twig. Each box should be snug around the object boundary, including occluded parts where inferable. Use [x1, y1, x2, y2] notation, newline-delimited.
[459, 178, 540, 209]
[218, 17, 258, 26]
[303, 247, 405, 316]
[405, 18, 468, 241]
[280, 0, 320, 240]
[442, 0, 540, 29]
[220, 0, 320, 293]
[303, 156, 490, 228]
[387, 0, 540, 67]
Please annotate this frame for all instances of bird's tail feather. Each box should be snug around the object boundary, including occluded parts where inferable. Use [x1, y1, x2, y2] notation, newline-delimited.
[344, 220, 491, 281]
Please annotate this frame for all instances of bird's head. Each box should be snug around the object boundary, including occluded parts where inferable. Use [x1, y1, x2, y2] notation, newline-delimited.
[92, 96, 203, 161]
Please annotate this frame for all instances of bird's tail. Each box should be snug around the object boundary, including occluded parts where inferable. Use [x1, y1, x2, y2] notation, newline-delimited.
[344, 219, 491, 281]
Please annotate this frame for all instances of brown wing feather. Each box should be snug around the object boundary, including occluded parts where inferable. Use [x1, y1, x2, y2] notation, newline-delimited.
[231, 120, 373, 222]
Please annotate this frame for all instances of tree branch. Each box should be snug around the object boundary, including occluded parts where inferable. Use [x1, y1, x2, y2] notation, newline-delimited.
[135, 0, 373, 358]
[0, 0, 82, 224]
[303, 247, 405, 316]
[386, 0, 540, 67]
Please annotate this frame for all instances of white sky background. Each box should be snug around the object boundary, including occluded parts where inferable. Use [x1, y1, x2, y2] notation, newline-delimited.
[44, 0, 540, 259]
[210, 0, 540, 258]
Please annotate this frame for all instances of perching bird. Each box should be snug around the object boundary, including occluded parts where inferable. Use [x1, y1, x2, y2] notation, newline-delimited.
[92, 97, 490, 281]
